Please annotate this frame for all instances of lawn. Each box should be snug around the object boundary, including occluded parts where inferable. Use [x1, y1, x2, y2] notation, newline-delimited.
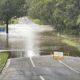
[0, 53, 9, 73]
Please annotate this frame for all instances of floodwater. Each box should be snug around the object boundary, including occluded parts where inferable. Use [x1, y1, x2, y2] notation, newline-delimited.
[0, 17, 80, 57]
[0, 17, 53, 57]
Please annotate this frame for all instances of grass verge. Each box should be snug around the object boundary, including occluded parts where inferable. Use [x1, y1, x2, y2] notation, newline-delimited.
[62, 39, 80, 51]
[0, 53, 9, 73]
[39, 31, 80, 56]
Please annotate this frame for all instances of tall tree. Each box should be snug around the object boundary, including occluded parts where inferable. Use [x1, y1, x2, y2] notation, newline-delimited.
[0, 0, 26, 47]
[28, 0, 55, 24]
[28, 0, 80, 35]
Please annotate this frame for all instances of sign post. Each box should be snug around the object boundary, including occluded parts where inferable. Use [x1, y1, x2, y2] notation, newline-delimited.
[53, 51, 64, 60]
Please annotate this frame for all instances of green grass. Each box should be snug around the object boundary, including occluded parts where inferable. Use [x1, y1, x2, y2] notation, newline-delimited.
[28, 16, 43, 25]
[0, 53, 9, 73]
[39, 31, 80, 56]
[60, 35, 80, 51]
[56, 34, 80, 56]
[62, 38, 77, 47]
[32, 19, 43, 25]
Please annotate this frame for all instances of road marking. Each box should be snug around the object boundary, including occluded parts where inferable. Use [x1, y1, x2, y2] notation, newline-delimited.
[59, 60, 80, 74]
[29, 57, 45, 80]
[40, 75, 45, 80]
[29, 57, 36, 67]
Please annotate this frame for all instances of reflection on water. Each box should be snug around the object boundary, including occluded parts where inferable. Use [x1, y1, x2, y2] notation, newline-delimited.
[27, 50, 37, 57]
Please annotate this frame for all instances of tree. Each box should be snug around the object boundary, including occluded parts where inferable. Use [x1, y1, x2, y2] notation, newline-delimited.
[28, 0, 80, 35]
[28, 0, 55, 24]
[0, 0, 26, 47]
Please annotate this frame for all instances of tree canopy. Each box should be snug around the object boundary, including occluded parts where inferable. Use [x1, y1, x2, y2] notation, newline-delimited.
[0, 0, 80, 35]
[0, 0, 26, 21]
[0, 0, 26, 33]
[27, 0, 80, 35]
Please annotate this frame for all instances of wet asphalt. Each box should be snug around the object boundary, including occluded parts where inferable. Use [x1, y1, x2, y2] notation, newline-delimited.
[0, 56, 80, 80]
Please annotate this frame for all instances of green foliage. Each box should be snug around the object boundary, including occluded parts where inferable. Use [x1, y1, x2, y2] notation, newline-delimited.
[77, 15, 80, 25]
[0, 0, 79, 35]
[32, 19, 43, 25]
[28, 16, 43, 25]
[0, 21, 4, 25]
[0, 0, 26, 23]
[0, 0, 27, 34]
[28, 0, 55, 24]
[27, 0, 80, 35]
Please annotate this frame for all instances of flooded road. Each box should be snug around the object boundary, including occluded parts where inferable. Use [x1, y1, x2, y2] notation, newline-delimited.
[0, 17, 80, 57]
[0, 17, 80, 80]
[0, 17, 53, 57]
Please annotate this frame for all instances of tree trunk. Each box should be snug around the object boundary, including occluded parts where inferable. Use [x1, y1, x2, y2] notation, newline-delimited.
[6, 20, 9, 48]
[6, 20, 8, 34]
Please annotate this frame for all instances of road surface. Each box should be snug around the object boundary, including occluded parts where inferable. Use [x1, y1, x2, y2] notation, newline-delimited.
[0, 56, 80, 80]
[0, 17, 80, 80]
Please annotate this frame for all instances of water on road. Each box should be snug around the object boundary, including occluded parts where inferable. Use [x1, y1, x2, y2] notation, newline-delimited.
[0, 17, 79, 57]
[0, 17, 80, 80]
[0, 17, 53, 57]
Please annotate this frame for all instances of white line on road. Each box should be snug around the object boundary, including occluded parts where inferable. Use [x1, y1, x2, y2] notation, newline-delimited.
[40, 75, 45, 80]
[29, 57, 45, 80]
[59, 60, 80, 74]
[29, 57, 36, 67]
